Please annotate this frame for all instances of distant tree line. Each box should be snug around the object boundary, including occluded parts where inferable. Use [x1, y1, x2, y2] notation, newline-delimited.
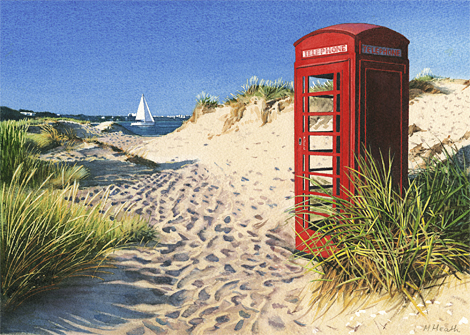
[0, 106, 129, 122]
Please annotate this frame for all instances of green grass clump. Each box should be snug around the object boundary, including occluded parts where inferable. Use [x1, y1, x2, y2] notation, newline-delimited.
[0, 120, 32, 182]
[225, 76, 294, 103]
[409, 68, 444, 98]
[0, 120, 87, 188]
[1, 165, 156, 311]
[413, 68, 441, 82]
[292, 148, 469, 317]
[309, 79, 334, 92]
[196, 91, 220, 109]
[36, 123, 82, 150]
[187, 77, 294, 128]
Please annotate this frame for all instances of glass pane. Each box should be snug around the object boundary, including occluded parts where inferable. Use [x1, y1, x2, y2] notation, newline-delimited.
[309, 194, 332, 207]
[309, 135, 333, 152]
[309, 74, 334, 92]
[309, 176, 333, 192]
[307, 195, 332, 227]
[309, 95, 333, 113]
[309, 156, 333, 173]
[308, 115, 333, 132]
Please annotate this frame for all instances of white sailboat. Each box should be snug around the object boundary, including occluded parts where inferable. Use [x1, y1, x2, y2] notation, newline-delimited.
[131, 94, 155, 126]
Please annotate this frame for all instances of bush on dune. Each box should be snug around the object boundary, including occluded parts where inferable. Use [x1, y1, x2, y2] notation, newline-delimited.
[291, 147, 470, 317]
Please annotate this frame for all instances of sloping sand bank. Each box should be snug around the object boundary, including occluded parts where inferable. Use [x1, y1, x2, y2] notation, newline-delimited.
[2, 80, 469, 335]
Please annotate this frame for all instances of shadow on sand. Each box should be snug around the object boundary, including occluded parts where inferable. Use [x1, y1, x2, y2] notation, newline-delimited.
[74, 158, 197, 188]
[1, 253, 177, 334]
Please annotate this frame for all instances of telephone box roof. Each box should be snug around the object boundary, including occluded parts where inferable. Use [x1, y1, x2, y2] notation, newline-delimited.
[294, 23, 409, 46]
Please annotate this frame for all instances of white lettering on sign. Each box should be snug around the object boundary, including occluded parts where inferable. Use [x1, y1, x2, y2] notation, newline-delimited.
[302, 44, 348, 58]
[362, 44, 402, 57]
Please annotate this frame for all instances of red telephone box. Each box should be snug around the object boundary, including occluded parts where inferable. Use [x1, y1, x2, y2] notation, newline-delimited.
[294, 23, 409, 257]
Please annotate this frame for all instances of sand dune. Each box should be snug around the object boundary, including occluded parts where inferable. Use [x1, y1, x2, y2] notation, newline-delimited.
[3, 80, 469, 335]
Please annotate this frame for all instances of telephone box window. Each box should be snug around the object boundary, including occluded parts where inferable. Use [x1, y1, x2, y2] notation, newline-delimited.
[309, 115, 333, 132]
[309, 74, 334, 92]
[309, 176, 333, 191]
[308, 96, 334, 113]
[309, 156, 333, 173]
[309, 135, 333, 152]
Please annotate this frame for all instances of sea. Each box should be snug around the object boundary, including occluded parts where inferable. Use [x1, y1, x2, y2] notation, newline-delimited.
[118, 117, 187, 136]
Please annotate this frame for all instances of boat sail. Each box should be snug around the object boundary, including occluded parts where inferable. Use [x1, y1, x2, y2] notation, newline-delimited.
[131, 94, 155, 126]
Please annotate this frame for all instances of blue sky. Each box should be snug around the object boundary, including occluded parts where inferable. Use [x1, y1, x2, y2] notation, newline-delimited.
[1, 1, 469, 116]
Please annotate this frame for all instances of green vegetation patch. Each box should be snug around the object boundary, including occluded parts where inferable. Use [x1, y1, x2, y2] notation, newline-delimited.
[0, 120, 88, 188]
[1, 165, 156, 311]
[225, 76, 294, 104]
[196, 91, 220, 109]
[1, 120, 158, 312]
[290, 147, 470, 317]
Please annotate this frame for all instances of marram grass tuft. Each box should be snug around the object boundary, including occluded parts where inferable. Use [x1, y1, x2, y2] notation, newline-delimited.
[230, 76, 294, 102]
[0, 120, 88, 188]
[290, 148, 470, 318]
[1, 165, 157, 311]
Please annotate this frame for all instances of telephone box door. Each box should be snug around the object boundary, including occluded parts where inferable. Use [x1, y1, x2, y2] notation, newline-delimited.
[294, 61, 350, 257]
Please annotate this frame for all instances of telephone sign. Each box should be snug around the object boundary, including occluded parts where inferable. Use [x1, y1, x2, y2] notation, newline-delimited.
[362, 44, 402, 57]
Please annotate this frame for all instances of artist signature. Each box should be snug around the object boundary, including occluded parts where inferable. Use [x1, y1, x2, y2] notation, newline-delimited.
[422, 324, 460, 332]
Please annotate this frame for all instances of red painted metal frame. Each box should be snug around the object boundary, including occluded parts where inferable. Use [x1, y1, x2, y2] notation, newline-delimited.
[294, 23, 409, 257]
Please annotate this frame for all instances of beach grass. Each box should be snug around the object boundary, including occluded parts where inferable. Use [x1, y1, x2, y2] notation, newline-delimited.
[225, 76, 294, 104]
[413, 68, 441, 82]
[0, 165, 156, 311]
[292, 148, 470, 317]
[196, 91, 220, 109]
[1, 120, 158, 311]
[185, 76, 294, 131]
[187, 76, 293, 132]
[36, 122, 82, 149]
[0, 120, 88, 188]
[409, 68, 445, 99]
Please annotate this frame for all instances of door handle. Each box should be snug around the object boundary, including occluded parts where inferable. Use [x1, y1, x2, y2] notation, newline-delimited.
[298, 138, 302, 145]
